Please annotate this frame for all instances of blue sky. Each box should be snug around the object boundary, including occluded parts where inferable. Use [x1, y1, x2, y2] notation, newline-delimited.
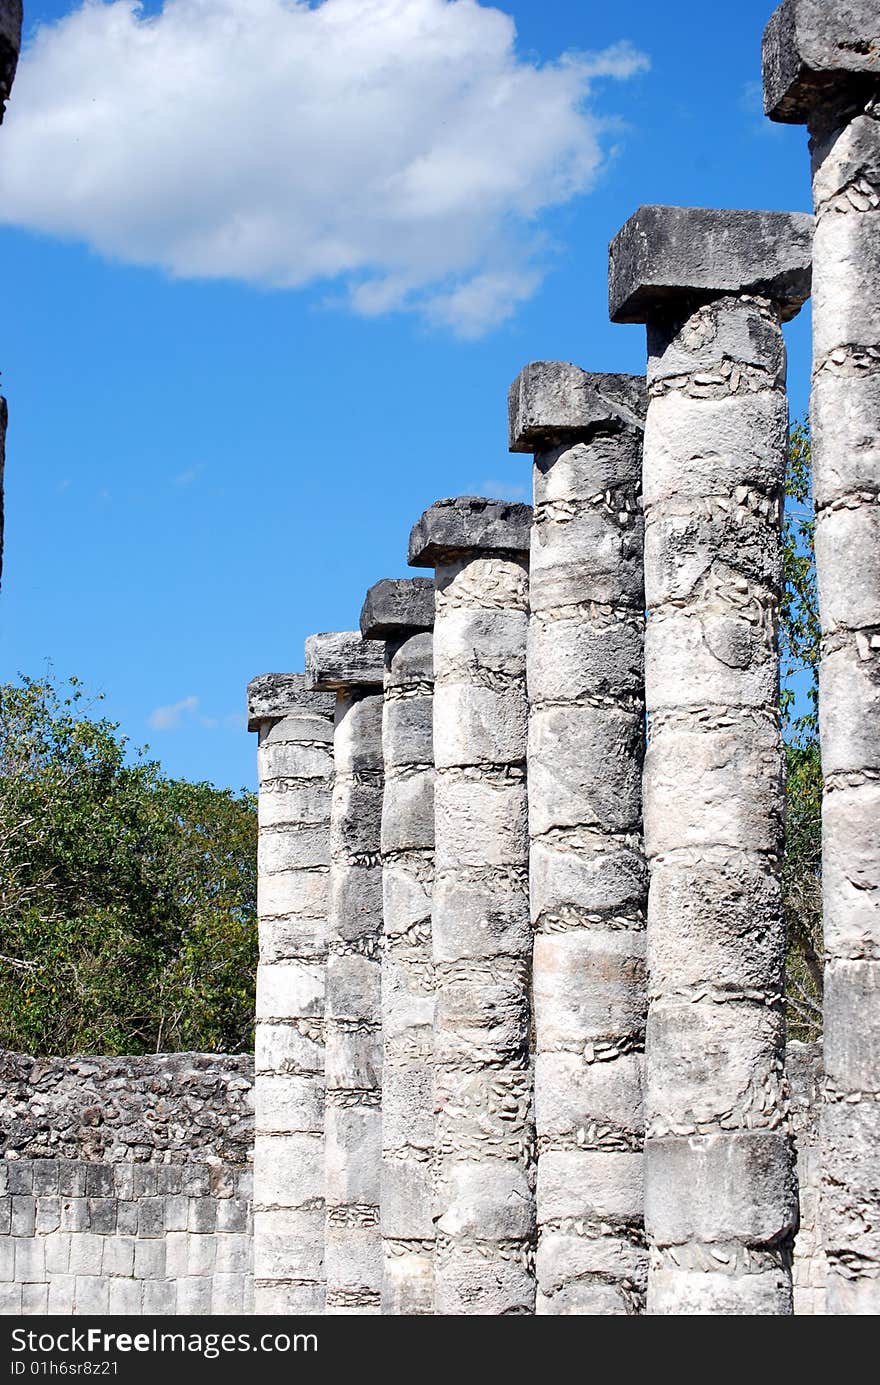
[0, 0, 812, 792]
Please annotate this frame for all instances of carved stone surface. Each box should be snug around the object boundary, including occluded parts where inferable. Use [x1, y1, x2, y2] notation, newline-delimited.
[409, 499, 535, 1314]
[408, 496, 532, 568]
[608, 205, 813, 325]
[611, 210, 806, 1314]
[362, 581, 436, 1315]
[306, 635, 384, 1314]
[360, 577, 435, 640]
[249, 673, 334, 1314]
[509, 362, 648, 1315]
[764, 1, 880, 1315]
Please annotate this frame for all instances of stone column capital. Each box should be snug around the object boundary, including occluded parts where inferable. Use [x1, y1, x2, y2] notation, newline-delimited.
[304, 631, 385, 693]
[608, 205, 813, 325]
[359, 577, 435, 641]
[407, 496, 532, 569]
[0, 0, 22, 120]
[508, 362, 646, 453]
[246, 671, 335, 732]
[763, 0, 880, 124]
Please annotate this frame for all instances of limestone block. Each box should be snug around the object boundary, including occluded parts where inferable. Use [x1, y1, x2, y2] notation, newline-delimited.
[609, 206, 813, 325]
[533, 930, 646, 1051]
[535, 1051, 643, 1142]
[324, 1027, 381, 1091]
[822, 782, 880, 958]
[385, 629, 434, 688]
[258, 824, 330, 874]
[819, 642, 880, 776]
[649, 1262, 792, 1314]
[643, 388, 789, 505]
[255, 962, 323, 1022]
[329, 780, 383, 858]
[508, 361, 646, 452]
[359, 576, 434, 639]
[253, 1208, 325, 1282]
[811, 367, 880, 507]
[381, 863, 432, 943]
[529, 835, 647, 926]
[527, 704, 642, 836]
[381, 1062, 434, 1150]
[380, 1159, 435, 1240]
[536, 1228, 647, 1299]
[433, 775, 528, 868]
[327, 869, 383, 942]
[644, 1132, 798, 1245]
[305, 631, 384, 693]
[762, 0, 880, 122]
[431, 872, 530, 964]
[813, 210, 880, 357]
[823, 958, 880, 1092]
[529, 504, 644, 610]
[433, 1247, 535, 1315]
[256, 1073, 323, 1135]
[435, 1159, 535, 1241]
[646, 294, 788, 385]
[380, 768, 434, 854]
[645, 610, 777, 713]
[382, 697, 434, 768]
[527, 612, 643, 703]
[382, 1252, 433, 1317]
[815, 504, 880, 632]
[257, 867, 329, 921]
[325, 953, 381, 1026]
[325, 1104, 382, 1205]
[255, 1020, 323, 1078]
[538, 1149, 643, 1222]
[247, 671, 334, 730]
[408, 496, 531, 567]
[433, 961, 530, 1067]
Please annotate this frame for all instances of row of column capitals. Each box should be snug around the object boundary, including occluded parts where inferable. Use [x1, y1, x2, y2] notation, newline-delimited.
[762, 0, 880, 126]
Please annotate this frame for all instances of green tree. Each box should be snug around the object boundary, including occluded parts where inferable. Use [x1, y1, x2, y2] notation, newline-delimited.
[781, 420, 823, 1040]
[0, 675, 257, 1055]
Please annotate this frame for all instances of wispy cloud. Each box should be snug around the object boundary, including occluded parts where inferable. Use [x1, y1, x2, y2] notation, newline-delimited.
[479, 478, 530, 502]
[147, 695, 199, 731]
[0, 0, 648, 337]
[173, 466, 203, 487]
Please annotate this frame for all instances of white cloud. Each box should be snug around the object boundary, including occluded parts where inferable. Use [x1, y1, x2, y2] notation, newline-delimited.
[0, 0, 648, 335]
[147, 694, 198, 730]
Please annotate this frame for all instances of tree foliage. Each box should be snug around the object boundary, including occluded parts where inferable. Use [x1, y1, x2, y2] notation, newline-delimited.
[0, 676, 257, 1055]
[781, 420, 822, 1040]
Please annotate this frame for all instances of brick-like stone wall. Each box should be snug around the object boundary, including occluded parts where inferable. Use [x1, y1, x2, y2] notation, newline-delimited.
[788, 1041, 826, 1316]
[0, 1053, 254, 1316]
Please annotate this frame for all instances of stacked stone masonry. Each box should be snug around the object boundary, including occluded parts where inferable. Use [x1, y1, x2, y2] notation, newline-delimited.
[0, 1054, 253, 1315]
[764, 0, 880, 1316]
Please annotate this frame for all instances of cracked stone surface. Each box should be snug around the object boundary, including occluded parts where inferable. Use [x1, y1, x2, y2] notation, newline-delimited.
[409, 498, 535, 1315]
[362, 580, 436, 1315]
[0, 1, 21, 122]
[610, 208, 806, 1315]
[307, 635, 384, 1315]
[509, 362, 649, 1315]
[247, 673, 335, 1314]
[765, 0, 880, 1315]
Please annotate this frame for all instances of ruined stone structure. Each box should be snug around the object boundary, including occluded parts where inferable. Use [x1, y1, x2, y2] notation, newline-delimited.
[408, 498, 535, 1314]
[609, 205, 812, 1313]
[509, 365, 648, 1314]
[360, 579, 436, 1316]
[247, 674, 334, 1314]
[764, 0, 880, 1315]
[3, 0, 878, 1320]
[305, 633, 385, 1314]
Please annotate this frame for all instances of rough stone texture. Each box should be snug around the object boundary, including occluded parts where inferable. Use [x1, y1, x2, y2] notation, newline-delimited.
[305, 631, 385, 692]
[0, 1053, 253, 1316]
[612, 214, 806, 1314]
[360, 577, 435, 640]
[0, 0, 21, 121]
[763, 0, 880, 124]
[763, 9, 880, 1313]
[509, 363, 648, 1315]
[249, 672, 334, 1314]
[362, 582, 436, 1315]
[788, 1042, 827, 1314]
[308, 637, 384, 1314]
[410, 499, 535, 1315]
[608, 206, 813, 325]
[408, 496, 533, 568]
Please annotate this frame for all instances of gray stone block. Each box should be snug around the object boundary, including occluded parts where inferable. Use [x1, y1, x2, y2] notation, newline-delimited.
[608, 206, 813, 324]
[509, 361, 646, 451]
[305, 631, 384, 691]
[0, 1, 22, 121]
[142, 1280, 177, 1315]
[247, 671, 335, 731]
[645, 1131, 798, 1245]
[408, 496, 532, 567]
[10, 1196, 34, 1237]
[360, 577, 435, 639]
[762, 0, 880, 123]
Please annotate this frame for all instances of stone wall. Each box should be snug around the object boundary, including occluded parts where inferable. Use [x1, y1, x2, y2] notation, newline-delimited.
[0, 1053, 254, 1316]
[788, 1042, 826, 1316]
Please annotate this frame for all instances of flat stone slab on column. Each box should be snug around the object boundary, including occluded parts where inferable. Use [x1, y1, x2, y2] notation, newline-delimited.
[247, 672, 335, 731]
[0, 1, 22, 118]
[408, 496, 532, 567]
[359, 577, 435, 640]
[763, 0, 880, 123]
[509, 361, 646, 449]
[305, 631, 385, 691]
[608, 206, 813, 324]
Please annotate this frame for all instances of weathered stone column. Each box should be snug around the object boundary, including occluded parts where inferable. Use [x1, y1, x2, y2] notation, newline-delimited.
[0, 0, 22, 591]
[764, 0, 880, 1315]
[247, 673, 335, 1314]
[360, 577, 436, 1316]
[305, 632, 385, 1315]
[508, 362, 649, 1314]
[408, 496, 535, 1315]
[609, 205, 813, 1314]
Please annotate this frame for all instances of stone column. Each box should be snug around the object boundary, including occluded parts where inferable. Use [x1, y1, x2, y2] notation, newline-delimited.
[360, 577, 436, 1316]
[408, 496, 535, 1315]
[609, 205, 813, 1314]
[305, 632, 385, 1315]
[247, 673, 335, 1314]
[508, 362, 649, 1314]
[0, 0, 22, 591]
[764, 0, 880, 1315]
